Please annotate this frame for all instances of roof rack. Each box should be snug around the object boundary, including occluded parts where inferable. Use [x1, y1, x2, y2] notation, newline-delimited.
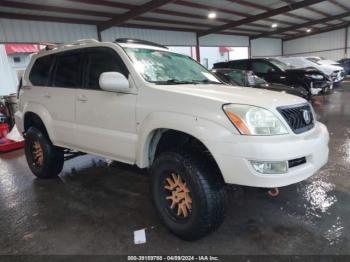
[115, 38, 168, 49]
[39, 39, 100, 53]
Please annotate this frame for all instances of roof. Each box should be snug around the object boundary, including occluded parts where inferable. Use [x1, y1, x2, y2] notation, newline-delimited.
[5, 44, 40, 55]
[0, 0, 349, 41]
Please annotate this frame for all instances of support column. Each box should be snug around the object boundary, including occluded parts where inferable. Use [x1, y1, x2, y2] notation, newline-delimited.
[345, 26, 348, 58]
[248, 37, 252, 58]
[97, 26, 102, 41]
[281, 39, 284, 56]
[196, 33, 200, 62]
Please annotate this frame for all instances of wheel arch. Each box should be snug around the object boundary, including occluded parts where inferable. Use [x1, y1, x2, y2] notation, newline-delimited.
[135, 112, 231, 176]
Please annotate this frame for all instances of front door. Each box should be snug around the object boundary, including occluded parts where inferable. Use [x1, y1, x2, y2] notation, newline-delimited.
[75, 47, 137, 163]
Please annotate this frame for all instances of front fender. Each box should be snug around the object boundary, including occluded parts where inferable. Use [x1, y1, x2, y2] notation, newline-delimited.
[136, 111, 234, 168]
[22, 102, 56, 142]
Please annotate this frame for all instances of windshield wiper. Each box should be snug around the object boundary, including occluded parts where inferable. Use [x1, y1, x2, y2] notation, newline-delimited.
[154, 79, 194, 85]
[191, 79, 222, 84]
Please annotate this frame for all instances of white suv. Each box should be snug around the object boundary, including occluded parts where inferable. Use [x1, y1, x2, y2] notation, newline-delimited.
[16, 39, 329, 240]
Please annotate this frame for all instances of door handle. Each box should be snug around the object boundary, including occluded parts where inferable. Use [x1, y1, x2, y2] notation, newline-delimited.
[44, 93, 51, 98]
[77, 95, 88, 102]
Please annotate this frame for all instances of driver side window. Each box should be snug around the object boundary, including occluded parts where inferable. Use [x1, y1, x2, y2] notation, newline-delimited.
[85, 47, 128, 90]
[252, 61, 274, 74]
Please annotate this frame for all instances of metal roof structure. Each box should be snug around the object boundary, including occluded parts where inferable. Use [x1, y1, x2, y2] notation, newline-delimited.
[0, 0, 349, 41]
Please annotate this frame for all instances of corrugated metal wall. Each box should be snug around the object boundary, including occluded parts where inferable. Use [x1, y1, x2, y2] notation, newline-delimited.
[199, 34, 249, 47]
[101, 27, 197, 46]
[283, 28, 347, 60]
[0, 19, 98, 43]
[251, 38, 282, 57]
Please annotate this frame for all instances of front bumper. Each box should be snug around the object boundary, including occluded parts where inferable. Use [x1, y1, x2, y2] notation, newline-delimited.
[205, 122, 329, 188]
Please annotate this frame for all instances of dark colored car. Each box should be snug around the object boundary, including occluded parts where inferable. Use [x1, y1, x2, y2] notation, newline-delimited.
[337, 58, 350, 75]
[211, 68, 309, 99]
[213, 58, 329, 98]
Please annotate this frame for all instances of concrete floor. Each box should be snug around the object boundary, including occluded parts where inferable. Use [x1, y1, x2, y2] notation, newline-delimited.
[1, 84, 350, 256]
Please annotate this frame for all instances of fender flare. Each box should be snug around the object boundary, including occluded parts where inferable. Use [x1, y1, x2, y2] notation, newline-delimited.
[135, 112, 233, 168]
[23, 102, 56, 142]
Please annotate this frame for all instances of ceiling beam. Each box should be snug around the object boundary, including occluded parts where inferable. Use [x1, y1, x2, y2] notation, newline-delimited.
[174, 0, 306, 32]
[231, 0, 315, 23]
[281, 0, 345, 25]
[0, 10, 256, 38]
[0, 12, 99, 25]
[251, 10, 350, 39]
[66, 0, 298, 32]
[328, 0, 350, 12]
[98, 0, 175, 31]
[132, 17, 273, 34]
[283, 21, 350, 41]
[0, 0, 115, 18]
[198, 0, 327, 37]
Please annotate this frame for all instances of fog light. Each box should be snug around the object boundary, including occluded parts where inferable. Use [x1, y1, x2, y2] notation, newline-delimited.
[250, 161, 288, 174]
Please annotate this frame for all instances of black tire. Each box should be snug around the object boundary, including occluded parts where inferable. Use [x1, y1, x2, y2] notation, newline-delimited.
[151, 151, 226, 240]
[297, 85, 311, 100]
[25, 127, 64, 179]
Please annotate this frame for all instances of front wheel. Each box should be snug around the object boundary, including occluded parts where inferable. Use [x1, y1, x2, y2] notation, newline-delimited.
[151, 151, 226, 240]
[25, 127, 64, 179]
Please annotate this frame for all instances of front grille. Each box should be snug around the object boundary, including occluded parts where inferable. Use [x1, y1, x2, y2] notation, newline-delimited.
[277, 104, 314, 134]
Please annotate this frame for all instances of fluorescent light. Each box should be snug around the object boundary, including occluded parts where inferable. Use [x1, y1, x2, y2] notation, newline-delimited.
[208, 12, 216, 19]
[306, 28, 312, 33]
[271, 23, 278, 28]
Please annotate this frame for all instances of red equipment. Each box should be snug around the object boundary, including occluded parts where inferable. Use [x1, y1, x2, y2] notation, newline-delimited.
[0, 123, 24, 153]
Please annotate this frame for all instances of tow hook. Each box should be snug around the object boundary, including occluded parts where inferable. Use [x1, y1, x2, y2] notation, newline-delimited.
[267, 188, 279, 197]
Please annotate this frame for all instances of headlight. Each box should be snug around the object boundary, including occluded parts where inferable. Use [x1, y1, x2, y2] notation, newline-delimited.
[305, 74, 324, 80]
[223, 104, 288, 135]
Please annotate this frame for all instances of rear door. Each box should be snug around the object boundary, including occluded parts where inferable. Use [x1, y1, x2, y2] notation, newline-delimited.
[45, 49, 83, 147]
[75, 47, 137, 163]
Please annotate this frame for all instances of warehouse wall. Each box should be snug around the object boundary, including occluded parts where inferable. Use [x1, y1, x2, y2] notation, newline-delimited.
[0, 19, 98, 43]
[199, 34, 249, 47]
[250, 38, 282, 57]
[283, 28, 347, 60]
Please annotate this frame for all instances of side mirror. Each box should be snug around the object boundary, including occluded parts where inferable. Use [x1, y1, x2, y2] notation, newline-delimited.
[99, 72, 129, 93]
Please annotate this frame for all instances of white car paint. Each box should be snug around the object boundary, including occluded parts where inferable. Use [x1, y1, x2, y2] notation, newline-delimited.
[16, 40, 329, 188]
[306, 57, 345, 83]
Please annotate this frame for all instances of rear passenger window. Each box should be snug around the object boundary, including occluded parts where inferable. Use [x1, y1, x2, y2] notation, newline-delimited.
[29, 55, 54, 86]
[251, 61, 274, 74]
[229, 60, 248, 70]
[52, 51, 82, 88]
[85, 47, 128, 90]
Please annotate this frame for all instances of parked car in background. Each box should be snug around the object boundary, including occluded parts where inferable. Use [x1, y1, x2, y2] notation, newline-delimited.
[306, 56, 345, 84]
[275, 57, 334, 90]
[211, 68, 309, 99]
[213, 58, 329, 98]
[337, 58, 350, 75]
[16, 38, 329, 240]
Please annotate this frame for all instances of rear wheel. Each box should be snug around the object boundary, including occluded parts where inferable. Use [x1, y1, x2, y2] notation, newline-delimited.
[25, 127, 64, 179]
[151, 151, 226, 240]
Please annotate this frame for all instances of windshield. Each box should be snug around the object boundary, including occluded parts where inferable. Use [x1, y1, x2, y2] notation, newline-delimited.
[276, 57, 317, 68]
[268, 58, 295, 70]
[124, 48, 221, 85]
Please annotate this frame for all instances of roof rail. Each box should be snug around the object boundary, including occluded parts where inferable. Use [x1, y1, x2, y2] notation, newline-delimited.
[38, 39, 99, 53]
[115, 38, 168, 49]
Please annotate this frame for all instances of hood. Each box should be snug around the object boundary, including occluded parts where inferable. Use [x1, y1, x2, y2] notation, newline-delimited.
[155, 84, 305, 108]
[285, 67, 323, 74]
